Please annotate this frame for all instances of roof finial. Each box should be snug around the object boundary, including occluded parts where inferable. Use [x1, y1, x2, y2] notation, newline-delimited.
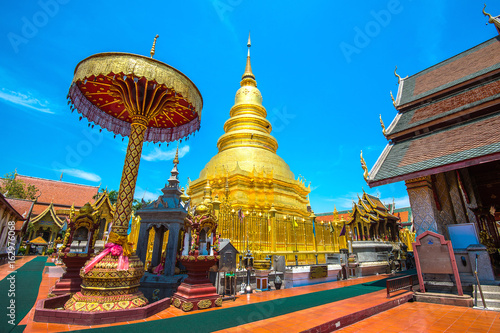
[150, 34, 159, 58]
[390, 91, 396, 107]
[241, 31, 256, 85]
[394, 66, 401, 84]
[360, 150, 369, 182]
[173, 143, 179, 165]
[483, 4, 500, 34]
[379, 114, 387, 136]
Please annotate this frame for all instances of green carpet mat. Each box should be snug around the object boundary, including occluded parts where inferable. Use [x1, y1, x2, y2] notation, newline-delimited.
[0, 256, 48, 333]
[73, 272, 416, 333]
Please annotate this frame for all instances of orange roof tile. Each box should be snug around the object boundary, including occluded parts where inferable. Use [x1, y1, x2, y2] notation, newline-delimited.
[5, 198, 34, 218]
[15, 175, 99, 215]
[316, 213, 351, 223]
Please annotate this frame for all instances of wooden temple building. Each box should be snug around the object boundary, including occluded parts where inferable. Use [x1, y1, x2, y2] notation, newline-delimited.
[366, 8, 500, 271]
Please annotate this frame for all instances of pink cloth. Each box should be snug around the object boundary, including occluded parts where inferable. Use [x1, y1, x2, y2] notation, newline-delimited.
[83, 242, 129, 274]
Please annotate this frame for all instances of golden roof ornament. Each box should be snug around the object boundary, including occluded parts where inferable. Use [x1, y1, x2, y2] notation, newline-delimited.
[360, 150, 369, 182]
[483, 4, 500, 33]
[390, 91, 396, 107]
[380, 114, 387, 136]
[394, 66, 407, 84]
[150, 34, 159, 58]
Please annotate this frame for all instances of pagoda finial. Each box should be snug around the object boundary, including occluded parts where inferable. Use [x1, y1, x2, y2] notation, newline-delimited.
[380, 114, 387, 136]
[241, 31, 256, 85]
[483, 4, 500, 34]
[173, 143, 179, 165]
[360, 150, 369, 182]
[150, 34, 159, 58]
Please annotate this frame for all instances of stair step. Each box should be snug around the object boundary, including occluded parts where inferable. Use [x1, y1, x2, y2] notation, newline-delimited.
[475, 299, 500, 308]
[473, 285, 500, 292]
[473, 305, 500, 312]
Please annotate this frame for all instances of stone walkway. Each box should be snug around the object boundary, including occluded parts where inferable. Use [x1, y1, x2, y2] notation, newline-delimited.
[3, 257, 498, 333]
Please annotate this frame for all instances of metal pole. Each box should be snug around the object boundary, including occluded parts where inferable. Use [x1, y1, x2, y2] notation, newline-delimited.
[475, 254, 487, 308]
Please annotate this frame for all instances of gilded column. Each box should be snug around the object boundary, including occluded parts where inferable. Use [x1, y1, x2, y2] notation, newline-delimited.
[270, 205, 277, 253]
[112, 117, 148, 237]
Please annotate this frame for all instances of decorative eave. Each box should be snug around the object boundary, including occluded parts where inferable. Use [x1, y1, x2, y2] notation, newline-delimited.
[30, 202, 65, 228]
[483, 4, 500, 34]
[92, 192, 116, 214]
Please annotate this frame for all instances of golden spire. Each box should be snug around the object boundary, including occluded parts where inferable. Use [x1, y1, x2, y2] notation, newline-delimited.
[241, 31, 256, 86]
[483, 4, 500, 33]
[173, 143, 179, 165]
[380, 114, 387, 136]
[150, 34, 159, 58]
[360, 150, 369, 182]
[333, 205, 339, 221]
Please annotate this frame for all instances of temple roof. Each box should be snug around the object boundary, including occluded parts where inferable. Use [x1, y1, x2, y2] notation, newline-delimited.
[369, 111, 500, 186]
[6, 198, 34, 218]
[14, 175, 99, 215]
[316, 206, 411, 224]
[30, 202, 67, 228]
[369, 35, 500, 187]
[391, 36, 500, 115]
[0, 193, 25, 221]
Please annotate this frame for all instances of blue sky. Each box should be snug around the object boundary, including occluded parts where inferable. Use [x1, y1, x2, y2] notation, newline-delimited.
[0, 0, 499, 213]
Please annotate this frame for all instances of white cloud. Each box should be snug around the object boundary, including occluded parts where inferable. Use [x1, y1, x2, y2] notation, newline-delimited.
[142, 145, 190, 162]
[0, 88, 53, 114]
[59, 169, 101, 182]
[325, 197, 356, 210]
[380, 196, 410, 209]
[134, 186, 159, 201]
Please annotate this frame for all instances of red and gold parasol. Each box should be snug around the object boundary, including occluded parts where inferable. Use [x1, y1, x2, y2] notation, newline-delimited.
[68, 52, 202, 143]
[63, 36, 203, 312]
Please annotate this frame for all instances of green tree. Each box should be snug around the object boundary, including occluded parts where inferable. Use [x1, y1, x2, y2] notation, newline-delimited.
[93, 188, 118, 205]
[132, 199, 152, 212]
[0, 172, 39, 200]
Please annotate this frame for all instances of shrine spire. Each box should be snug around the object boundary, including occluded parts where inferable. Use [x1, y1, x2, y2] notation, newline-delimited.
[241, 31, 256, 86]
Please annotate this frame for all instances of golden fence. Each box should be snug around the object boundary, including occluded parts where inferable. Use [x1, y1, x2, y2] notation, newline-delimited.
[215, 201, 349, 265]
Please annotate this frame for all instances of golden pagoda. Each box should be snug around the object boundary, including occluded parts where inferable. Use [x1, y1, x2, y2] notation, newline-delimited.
[189, 35, 310, 216]
[188, 35, 316, 264]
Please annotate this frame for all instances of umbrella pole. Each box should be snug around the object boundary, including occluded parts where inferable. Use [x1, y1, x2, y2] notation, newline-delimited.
[110, 118, 148, 240]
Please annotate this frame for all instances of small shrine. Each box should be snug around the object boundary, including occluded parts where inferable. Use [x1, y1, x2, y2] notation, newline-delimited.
[136, 147, 189, 301]
[348, 190, 400, 242]
[171, 190, 222, 312]
[345, 190, 403, 276]
[26, 202, 66, 247]
[51, 203, 102, 295]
